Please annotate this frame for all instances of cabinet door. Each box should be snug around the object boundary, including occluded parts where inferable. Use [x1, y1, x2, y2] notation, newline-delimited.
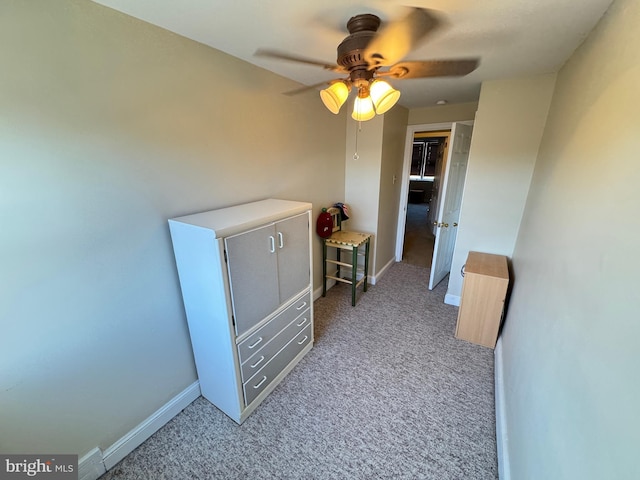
[225, 223, 280, 336]
[275, 213, 310, 303]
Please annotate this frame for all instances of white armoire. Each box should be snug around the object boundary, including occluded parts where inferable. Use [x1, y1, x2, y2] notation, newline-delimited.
[168, 199, 313, 423]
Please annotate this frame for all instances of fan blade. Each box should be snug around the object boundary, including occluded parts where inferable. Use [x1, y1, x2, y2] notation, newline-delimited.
[254, 49, 346, 73]
[364, 8, 441, 68]
[385, 59, 479, 79]
[283, 80, 337, 96]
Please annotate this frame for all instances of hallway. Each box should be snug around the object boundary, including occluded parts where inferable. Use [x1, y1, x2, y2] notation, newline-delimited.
[402, 201, 435, 269]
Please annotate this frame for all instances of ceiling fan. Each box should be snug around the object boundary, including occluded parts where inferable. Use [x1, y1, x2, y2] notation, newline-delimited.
[255, 8, 479, 121]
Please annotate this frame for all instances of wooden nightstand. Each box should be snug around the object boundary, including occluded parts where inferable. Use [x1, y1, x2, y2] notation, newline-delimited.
[455, 251, 509, 348]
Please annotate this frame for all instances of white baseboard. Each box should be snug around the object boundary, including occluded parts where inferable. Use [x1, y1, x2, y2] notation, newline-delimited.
[313, 279, 336, 300]
[78, 381, 201, 480]
[444, 293, 461, 306]
[313, 285, 324, 301]
[371, 258, 395, 285]
[102, 381, 201, 470]
[494, 338, 511, 480]
[78, 448, 106, 480]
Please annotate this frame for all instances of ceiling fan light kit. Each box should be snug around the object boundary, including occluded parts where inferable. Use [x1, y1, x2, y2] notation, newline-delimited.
[257, 8, 478, 123]
[321, 77, 400, 119]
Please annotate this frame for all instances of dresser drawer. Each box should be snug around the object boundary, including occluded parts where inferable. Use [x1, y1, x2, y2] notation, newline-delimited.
[243, 324, 313, 406]
[239, 312, 311, 382]
[237, 291, 310, 363]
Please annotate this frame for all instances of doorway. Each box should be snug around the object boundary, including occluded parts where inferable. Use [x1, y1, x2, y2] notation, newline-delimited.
[403, 131, 449, 268]
[396, 121, 473, 289]
[395, 122, 454, 266]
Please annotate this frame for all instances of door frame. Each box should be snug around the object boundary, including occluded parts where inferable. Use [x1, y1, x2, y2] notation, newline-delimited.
[395, 122, 452, 262]
[395, 121, 474, 263]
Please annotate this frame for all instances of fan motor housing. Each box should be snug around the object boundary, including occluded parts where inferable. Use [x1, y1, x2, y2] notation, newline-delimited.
[337, 14, 380, 71]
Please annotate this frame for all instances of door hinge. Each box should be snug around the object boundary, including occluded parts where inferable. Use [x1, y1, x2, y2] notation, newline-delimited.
[231, 315, 235, 327]
[223, 249, 228, 263]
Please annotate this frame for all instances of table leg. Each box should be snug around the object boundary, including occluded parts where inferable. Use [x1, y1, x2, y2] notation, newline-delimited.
[322, 241, 327, 297]
[351, 245, 357, 306]
[364, 238, 370, 292]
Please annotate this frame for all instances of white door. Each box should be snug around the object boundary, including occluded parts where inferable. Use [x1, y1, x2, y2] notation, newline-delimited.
[428, 122, 472, 290]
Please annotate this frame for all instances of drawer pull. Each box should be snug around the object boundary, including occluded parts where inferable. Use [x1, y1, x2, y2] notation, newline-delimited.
[296, 301, 307, 310]
[250, 356, 265, 368]
[296, 317, 308, 327]
[248, 337, 263, 349]
[253, 376, 267, 389]
[297, 335, 309, 345]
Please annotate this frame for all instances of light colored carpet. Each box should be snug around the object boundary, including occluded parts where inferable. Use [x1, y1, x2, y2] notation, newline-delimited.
[100, 262, 497, 479]
[402, 202, 435, 268]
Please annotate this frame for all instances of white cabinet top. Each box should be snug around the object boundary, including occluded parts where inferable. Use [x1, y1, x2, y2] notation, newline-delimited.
[169, 199, 312, 238]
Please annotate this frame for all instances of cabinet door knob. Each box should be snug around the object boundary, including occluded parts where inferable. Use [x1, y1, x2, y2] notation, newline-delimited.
[248, 337, 263, 349]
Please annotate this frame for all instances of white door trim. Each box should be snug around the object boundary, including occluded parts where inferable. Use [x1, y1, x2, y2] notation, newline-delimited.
[395, 122, 453, 262]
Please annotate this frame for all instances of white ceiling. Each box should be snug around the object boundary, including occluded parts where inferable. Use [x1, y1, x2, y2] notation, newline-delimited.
[92, 0, 613, 109]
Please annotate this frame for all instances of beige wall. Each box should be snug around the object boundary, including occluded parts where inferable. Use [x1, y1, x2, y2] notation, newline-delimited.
[0, 0, 345, 457]
[377, 106, 410, 273]
[501, 0, 640, 477]
[446, 74, 556, 303]
[343, 105, 408, 280]
[408, 101, 478, 125]
[344, 116, 384, 273]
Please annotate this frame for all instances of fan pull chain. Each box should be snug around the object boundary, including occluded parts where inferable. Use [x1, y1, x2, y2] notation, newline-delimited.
[353, 121, 361, 160]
